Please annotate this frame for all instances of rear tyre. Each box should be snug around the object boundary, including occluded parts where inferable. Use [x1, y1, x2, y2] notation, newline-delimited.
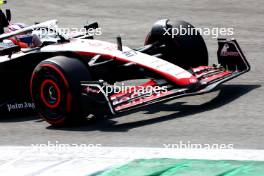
[30, 56, 91, 126]
[145, 19, 208, 69]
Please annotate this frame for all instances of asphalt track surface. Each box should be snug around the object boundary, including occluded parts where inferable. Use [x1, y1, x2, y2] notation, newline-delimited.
[0, 0, 263, 149]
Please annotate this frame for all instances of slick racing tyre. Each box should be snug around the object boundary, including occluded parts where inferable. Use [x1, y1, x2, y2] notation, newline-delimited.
[145, 19, 208, 69]
[30, 56, 91, 126]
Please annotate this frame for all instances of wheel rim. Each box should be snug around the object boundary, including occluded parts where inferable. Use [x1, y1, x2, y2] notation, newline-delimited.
[40, 79, 61, 109]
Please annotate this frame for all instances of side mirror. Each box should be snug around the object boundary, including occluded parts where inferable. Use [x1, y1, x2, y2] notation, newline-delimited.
[83, 22, 99, 39]
[84, 22, 99, 31]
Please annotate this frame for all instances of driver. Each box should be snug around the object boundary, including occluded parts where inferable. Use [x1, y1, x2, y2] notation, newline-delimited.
[7, 23, 42, 48]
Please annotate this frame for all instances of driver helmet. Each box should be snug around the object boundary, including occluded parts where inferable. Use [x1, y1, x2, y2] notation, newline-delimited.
[8, 23, 41, 48]
[8, 23, 27, 32]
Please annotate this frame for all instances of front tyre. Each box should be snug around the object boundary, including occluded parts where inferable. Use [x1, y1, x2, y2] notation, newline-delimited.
[30, 56, 91, 126]
[145, 19, 208, 69]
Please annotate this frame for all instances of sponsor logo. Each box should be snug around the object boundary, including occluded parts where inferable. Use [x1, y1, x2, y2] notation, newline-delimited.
[123, 50, 137, 57]
[189, 78, 198, 83]
[7, 102, 35, 112]
[85, 87, 101, 94]
[220, 43, 240, 57]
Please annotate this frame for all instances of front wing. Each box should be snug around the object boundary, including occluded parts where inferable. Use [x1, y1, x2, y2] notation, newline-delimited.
[80, 38, 250, 116]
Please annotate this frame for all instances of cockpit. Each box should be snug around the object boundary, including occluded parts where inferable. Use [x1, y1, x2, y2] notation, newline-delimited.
[0, 20, 67, 57]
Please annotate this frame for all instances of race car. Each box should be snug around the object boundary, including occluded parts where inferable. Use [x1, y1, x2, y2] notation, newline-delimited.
[0, 11, 250, 126]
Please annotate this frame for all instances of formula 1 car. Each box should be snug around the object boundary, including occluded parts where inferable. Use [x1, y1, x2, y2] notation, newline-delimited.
[0, 10, 250, 126]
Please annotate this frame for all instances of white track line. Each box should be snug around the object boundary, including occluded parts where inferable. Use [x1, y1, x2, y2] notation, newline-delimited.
[1, 146, 264, 176]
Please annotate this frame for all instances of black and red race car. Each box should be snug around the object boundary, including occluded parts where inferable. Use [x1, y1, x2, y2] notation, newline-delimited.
[0, 9, 250, 126]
